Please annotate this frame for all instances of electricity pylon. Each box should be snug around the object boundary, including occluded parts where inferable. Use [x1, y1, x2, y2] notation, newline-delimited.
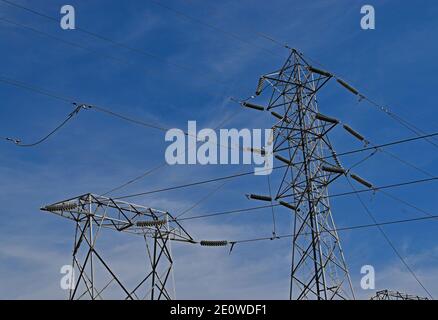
[42, 193, 194, 300]
[245, 49, 355, 300]
[371, 290, 429, 300]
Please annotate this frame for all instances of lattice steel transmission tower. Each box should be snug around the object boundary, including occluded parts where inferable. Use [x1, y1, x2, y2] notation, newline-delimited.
[244, 49, 355, 300]
[42, 193, 194, 300]
[371, 290, 429, 300]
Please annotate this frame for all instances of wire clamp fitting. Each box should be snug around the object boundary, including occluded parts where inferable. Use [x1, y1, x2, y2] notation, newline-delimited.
[5, 137, 21, 145]
[72, 102, 93, 113]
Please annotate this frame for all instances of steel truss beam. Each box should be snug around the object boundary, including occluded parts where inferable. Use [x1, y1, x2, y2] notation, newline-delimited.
[371, 289, 429, 300]
[42, 193, 194, 300]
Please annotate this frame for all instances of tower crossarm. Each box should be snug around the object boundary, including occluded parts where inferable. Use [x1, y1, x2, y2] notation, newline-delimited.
[41, 193, 194, 243]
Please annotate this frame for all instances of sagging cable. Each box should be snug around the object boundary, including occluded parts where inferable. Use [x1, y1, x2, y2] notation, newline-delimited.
[5, 103, 90, 147]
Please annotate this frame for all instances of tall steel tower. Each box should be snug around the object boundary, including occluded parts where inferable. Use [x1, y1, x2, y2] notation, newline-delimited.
[42, 193, 194, 300]
[244, 49, 355, 300]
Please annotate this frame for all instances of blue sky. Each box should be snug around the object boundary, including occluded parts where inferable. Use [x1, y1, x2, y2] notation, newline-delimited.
[0, 0, 438, 299]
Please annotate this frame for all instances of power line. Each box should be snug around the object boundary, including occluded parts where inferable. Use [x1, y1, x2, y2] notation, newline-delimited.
[137, 0, 438, 158]
[3, 103, 86, 147]
[2, 41, 436, 240]
[0, 74, 249, 153]
[90, 105, 169, 132]
[359, 98, 438, 149]
[327, 107, 437, 180]
[116, 167, 437, 201]
[346, 177, 433, 299]
[100, 105, 243, 196]
[0, 20, 434, 198]
[147, 0, 279, 57]
[110, 133, 438, 199]
[267, 174, 277, 236]
[166, 110, 247, 217]
[350, 132, 436, 190]
[0, 75, 168, 132]
[100, 106, 437, 197]
[115, 169, 259, 199]
[0, 0, 228, 86]
[229, 213, 438, 244]
[305, 54, 438, 150]
[0, 73, 248, 198]
[0, 17, 152, 76]
[257, 33, 291, 49]
[378, 147, 434, 179]
[101, 163, 166, 196]
[2, 72, 437, 197]
[378, 189, 435, 218]
[5, 0, 435, 298]
[0, 15, 246, 151]
[0, 74, 182, 132]
[0, 5, 257, 155]
[253, 50, 438, 298]
[8, 0, 434, 155]
[174, 177, 437, 222]
[101, 95, 255, 196]
[339, 132, 438, 155]
[0, 75, 73, 103]
[9, 68, 428, 152]
[340, 116, 436, 216]
[175, 181, 228, 219]
[220, 180, 436, 298]
[333, 177, 438, 197]
[0, 74, 251, 203]
[176, 204, 273, 222]
[258, 33, 438, 149]
[301, 53, 437, 146]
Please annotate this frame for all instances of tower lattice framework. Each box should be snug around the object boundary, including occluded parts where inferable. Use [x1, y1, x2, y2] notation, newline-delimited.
[42, 193, 194, 300]
[371, 290, 429, 300]
[251, 49, 355, 300]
